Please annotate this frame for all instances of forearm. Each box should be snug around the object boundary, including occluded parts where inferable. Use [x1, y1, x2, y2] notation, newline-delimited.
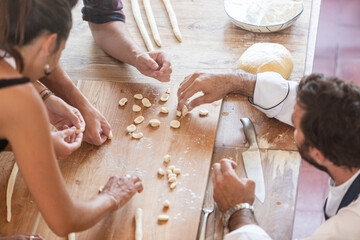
[229, 70, 256, 98]
[39, 65, 91, 109]
[67, 194, 116, 233]
[228, 209, 257, 232]
[89, 21, 141, 67]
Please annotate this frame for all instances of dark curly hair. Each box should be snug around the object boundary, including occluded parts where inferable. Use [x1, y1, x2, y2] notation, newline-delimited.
[297, 74, 360, 169]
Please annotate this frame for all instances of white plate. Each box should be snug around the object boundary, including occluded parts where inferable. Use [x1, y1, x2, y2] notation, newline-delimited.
[224, 0, 304, 33]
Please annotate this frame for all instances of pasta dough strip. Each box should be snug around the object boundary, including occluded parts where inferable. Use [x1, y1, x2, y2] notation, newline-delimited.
[68, 233, 76, 240]
[135, 208, 143, 240]
[132, 0, 154, 51]
[6, 162, 19, 222]
[143, 0, 162, 47]
[162, 0, 182, 42]
[32, 212, 42, 233]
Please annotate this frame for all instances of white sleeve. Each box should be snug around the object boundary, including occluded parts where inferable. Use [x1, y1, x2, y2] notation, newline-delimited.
[301, 198, 360, 240]
[248, 72, 298, 127]
[225, 224, 272, 240]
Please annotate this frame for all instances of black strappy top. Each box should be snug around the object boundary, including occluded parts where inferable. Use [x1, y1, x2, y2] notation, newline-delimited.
[0, 77, 30, 151]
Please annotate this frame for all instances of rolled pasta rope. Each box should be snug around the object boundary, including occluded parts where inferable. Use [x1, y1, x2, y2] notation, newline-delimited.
[6, 162, 19, 222]
[162, 0, 182, 42]
[143, 0, 162, 47]
[68, 233, 76, 240]
[132, 0, 154, 51]
[32, 212, 42, 233]
[135, 208, 143, 240]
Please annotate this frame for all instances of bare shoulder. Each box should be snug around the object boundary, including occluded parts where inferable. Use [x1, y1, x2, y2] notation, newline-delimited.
[0, 82, 46, 138]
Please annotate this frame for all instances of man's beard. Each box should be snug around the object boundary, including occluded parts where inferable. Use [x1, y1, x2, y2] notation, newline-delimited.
[297, 140, 331, 176]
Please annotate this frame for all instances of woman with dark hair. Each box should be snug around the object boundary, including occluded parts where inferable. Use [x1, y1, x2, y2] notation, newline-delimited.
[0, 0, 143, 238]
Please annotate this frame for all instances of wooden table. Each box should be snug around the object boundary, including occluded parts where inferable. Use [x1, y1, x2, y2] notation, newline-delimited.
[0, 0, 321, 239]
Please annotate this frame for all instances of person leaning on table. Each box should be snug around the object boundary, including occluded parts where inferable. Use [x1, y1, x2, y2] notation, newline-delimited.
[177, 72, 360, 239]
[0, 0, 143, 239]
[34, 0, 173, 146]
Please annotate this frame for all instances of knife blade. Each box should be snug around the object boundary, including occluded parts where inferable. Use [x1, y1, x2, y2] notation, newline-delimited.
[240, 118, 266, 203]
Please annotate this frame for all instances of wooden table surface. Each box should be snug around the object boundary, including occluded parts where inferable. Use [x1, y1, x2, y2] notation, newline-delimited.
[0, 0, 321, 239]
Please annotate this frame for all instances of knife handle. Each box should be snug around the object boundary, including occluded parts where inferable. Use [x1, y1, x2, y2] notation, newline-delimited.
[240, 118, 258, 149]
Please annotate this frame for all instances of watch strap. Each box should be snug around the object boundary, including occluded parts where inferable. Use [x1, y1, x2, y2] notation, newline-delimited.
[222, 202, 254, 227]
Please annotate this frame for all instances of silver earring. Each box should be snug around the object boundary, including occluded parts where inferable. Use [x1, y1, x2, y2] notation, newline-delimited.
[44, 63, 51, 76]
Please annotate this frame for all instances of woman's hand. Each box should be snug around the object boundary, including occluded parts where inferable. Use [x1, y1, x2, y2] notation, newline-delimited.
[44, 95, 85, 131]
[51, 127, 83, 160]
[101, 175, 143, 210]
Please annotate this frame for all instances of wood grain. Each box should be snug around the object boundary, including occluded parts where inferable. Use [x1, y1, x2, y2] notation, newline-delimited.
[0, 0, 320, 239]
[210, 148, 301, 240]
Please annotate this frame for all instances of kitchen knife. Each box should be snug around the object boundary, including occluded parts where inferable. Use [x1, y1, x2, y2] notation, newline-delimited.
[240, 118, 266, 203]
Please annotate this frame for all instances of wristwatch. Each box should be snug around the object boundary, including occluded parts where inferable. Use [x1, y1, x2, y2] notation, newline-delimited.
[222, 203, 254, 227]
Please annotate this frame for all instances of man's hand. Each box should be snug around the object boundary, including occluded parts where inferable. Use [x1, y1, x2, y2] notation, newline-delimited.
[51, 127, 83, 160]
[212, 159, 255, 213]
[45, 95, 86, 131]
[177, 70, 256, 111]
[135, 51, 172, 82]
[80, 105, 112, 146]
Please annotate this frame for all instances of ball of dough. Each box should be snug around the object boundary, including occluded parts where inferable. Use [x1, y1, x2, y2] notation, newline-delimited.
[236, 42, 293, 79]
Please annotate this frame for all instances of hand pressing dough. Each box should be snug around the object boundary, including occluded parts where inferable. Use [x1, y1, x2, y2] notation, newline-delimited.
[119, 98, 128, 106]
[108, 130, 113, 140]
[134, 116, 145, 124]
[160, 93, 169, 102]
[133, 104, 142, 112]
[163, 154, 171, 163]
[7, 163, 19, 222]
[158, 168, 165, 176]
[134, 94, 144, 100]
[160, 107, 169, 114]
[170, 120, 180, 128]
[127, 124, 137, 133]
[158, 214, 169, 222]
[176, 110, 181, 117]
[149, 119, 160, 127]
[199, 109, 209, 116]
[142, 98, 151, 108]
[163, 200, 170, 208]
[132, 132, 144, 139]
[75, 127, 85, 134]
[68, 233, 75, 240]
[135, 208, 143, 240]
[236, 42, 294, 79]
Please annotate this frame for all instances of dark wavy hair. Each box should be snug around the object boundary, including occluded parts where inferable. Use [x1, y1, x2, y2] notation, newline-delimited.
[297, 74, 360, 169]
[0, 0, 78, 72]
